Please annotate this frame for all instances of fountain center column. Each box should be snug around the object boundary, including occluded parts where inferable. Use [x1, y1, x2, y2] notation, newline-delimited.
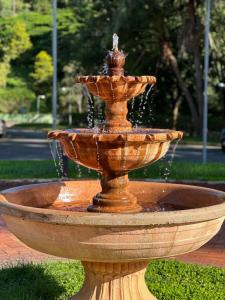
[88, 171, 141, 213]
[70, 261, 157, 300]
[102, 100, 132, 132]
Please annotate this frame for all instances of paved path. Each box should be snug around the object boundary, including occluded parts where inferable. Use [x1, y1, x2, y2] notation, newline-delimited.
[0, 129, 51, 160]
[0, 129, 225, 162]
[0, 218, 55, 266]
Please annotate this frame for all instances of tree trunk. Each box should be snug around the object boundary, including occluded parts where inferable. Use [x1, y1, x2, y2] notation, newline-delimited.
[161, 40, 199, 134]
[172, 97, 182, 129]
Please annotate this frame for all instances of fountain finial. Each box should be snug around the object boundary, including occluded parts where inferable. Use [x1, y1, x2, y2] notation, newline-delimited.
[106, 33, 126, 76]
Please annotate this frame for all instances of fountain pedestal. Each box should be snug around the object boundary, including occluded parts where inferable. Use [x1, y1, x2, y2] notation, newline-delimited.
[71, 261, 157, 300]
[89, 172, 141, 213]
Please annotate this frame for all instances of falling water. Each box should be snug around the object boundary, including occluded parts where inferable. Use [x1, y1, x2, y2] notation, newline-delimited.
[136, 94, 145, 125]
[136, 84, 154, 126]
[97, 104, 105, 123]
[161, 139, 181, 182]
[56, 141, 65, 175]
[70, 140, 82, 178]
[49, 140, 67, 179]
[129, 97, 136, 126]
[95, 137, 101, 171]
[84, 86, 95, 128]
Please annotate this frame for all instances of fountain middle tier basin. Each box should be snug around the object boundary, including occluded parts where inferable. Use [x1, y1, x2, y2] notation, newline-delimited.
[0, 180, 224, 262]
[48, 128, 183, 172]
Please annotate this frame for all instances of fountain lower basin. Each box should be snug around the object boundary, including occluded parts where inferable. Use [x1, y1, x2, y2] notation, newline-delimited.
[0, 180, 224, 299]
[1, 180, 224, 261]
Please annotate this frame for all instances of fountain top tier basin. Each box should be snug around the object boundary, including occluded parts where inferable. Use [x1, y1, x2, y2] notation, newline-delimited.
[0, 180, 225, 262]
[75, 75, 157, 102]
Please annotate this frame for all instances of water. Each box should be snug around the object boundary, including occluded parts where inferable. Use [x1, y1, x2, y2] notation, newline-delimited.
[130, 84, 154, 127]
[84, 86, 95, 128]
[46, 200, 186, 213]
[95, 136, 101, 171]
[97, 104, 105, 123]
[49, 140, 67, 179]
[159, 139, 181, 182]
[70, 140, 82, 178]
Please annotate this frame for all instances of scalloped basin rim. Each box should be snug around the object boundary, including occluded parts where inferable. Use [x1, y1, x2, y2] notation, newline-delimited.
[0, 181, 225, 226]
[75, 75, 157, 84]
[48, 128, 183, 142]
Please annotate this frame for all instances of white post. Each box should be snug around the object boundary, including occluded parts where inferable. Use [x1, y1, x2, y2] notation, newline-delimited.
[52, 0, 57, 131]
[37, 95, 46, 115]
[202, 0, 211, 164]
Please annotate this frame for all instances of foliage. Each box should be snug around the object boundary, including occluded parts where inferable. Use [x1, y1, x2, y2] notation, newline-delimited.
[0, 61, 10, 87]
[0, 19, 32, 88]
[0, 1, 224, 131]
[33, 0, 52, 13]
[7, 21, 32, 60]
[31, 50, 53, 88]
[60, 62, 84, 114]
[30, 50, 53, 111]
[0, 260, 224, 299]
[0, 0, 28, 17]
[0, 87, 35, 113]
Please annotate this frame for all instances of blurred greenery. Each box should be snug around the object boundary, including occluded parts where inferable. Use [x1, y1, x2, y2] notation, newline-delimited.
[0, 1, 224, 136]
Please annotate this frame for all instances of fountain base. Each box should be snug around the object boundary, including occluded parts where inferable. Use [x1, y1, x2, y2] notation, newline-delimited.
[70, 261, 157, 300]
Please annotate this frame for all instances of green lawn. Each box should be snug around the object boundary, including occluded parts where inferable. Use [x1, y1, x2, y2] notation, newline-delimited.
[0, 260, 224, 300]
[0, 160, 224, 181]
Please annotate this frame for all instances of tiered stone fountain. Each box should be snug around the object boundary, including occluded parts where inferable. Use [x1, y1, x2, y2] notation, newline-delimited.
[0, 35, 225, 300]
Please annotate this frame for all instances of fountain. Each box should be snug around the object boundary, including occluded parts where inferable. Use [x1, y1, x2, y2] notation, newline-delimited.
[0, 35, 225, 300]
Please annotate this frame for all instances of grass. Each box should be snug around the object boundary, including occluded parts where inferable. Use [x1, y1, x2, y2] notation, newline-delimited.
[0, 160, 224, 181]
[0, 260, 224, 299]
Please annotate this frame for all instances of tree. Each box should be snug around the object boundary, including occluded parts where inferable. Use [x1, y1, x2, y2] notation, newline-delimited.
[30, 50, 53, 93]
[7, 21, 32, 60]
[0, 20, 32, 87]
[0, 0, 27, 17]
[71, 0, 217, 135]
[60, 62, 84, 114]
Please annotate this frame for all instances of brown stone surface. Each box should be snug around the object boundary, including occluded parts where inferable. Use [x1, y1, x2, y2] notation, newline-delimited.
[0, 180, 224, 300]
[0, 180, 224, 268]
[71, 261, 156, 300]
